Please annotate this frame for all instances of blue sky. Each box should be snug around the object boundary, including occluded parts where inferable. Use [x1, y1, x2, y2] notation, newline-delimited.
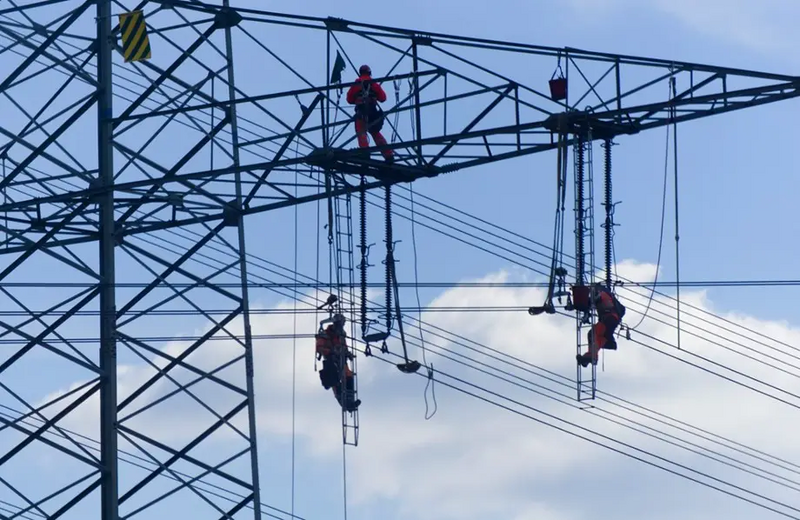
[4, 1, 800, 520]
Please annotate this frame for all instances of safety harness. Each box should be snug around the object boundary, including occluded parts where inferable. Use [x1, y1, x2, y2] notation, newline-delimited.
[355, 77, 384, 133]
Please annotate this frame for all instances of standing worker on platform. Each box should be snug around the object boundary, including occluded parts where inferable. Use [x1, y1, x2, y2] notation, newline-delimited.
[577, 283, 625, 367]
[347, 64, 394, 163]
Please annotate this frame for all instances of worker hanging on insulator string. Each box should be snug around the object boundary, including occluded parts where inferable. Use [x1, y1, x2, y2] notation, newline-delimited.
[346, 64, 394, 164]
[576, 283, 626, 368]
[316, 314, 361, 412]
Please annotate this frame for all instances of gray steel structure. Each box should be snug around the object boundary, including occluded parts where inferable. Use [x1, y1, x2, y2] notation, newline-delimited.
[0, 0, 797, 519]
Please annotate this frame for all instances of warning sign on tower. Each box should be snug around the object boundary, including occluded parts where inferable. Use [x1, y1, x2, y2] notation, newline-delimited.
[119, 10, 151, 63]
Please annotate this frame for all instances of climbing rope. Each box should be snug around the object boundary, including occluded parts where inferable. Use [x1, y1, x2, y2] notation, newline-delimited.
[410, 183, 437, 419]
[408, 77, 415, 139]
[311, 166, 350, 519]
[552, 133, 566, 299]
[341, 434, 348, 520]
[291, 136, 300, 519]
[399, 78, 429, 385]
[671, 76, 682, 350]
[384, 189, 419, 373]
[380, 77, 402, 322]
[320, 148, 350, 520]
[325, 172, 335, 300]
[544, 127, 569, 311]
[628, 74, 674, 332]
[314, 168, 322, 373]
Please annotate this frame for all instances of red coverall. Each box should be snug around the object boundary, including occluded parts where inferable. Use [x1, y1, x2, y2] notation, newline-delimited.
[315, 324, 360, 411]
[577, 289, 620, 367]
[346, 74, 394, 161]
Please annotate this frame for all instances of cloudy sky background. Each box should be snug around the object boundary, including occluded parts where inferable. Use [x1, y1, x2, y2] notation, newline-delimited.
[4, 0, 800, 520]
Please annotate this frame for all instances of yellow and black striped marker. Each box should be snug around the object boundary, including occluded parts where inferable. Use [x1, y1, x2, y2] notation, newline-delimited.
[119, 10, 151, 63]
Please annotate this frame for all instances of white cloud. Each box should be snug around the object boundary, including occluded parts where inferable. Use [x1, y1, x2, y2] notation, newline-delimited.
[19, 258, 800, 520]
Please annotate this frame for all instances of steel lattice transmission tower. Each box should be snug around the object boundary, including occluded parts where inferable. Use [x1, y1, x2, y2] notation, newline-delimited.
[0, 1, 797, 519]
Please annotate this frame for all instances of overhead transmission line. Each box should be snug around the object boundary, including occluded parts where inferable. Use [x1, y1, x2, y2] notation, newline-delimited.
[7, 173, 800, 516]
[0, 26, 316, 520]
[387, 179, 792, 356]
[115, 46, 800, 520]
[141, 216, 800, 406]
[0, 402, 306, 520]
[122, 229, 800, 520]
[26, 110, 792, 430]
[365, 346, 800, 520]
[197, 207, 796, 508]
[4, 6, 793, 375]
[4, 297, 800, 401]
[115, 224, 800, 520]
[370, 181, 800, 370]
[26, 148, 800, 428]
[0, 280, 797, 288]
[406, 315, 800, 480]
[12, 165, 800, 520]
[1, 47, 792, 446]
[367, 191, 800, 415]
[9, 238, 800, 520]
[357, 188, 800, 374]
[6, 18, 800, 516]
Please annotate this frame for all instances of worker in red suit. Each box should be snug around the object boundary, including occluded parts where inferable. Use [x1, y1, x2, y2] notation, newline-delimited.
[316, 314, 361, 412]
[577, 283, 625, 367]
[346, 64, 394, 163]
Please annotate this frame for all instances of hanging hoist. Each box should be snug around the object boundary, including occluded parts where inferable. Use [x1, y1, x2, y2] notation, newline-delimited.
[385, 185, 421, 374]
[529, 115, 570, 316]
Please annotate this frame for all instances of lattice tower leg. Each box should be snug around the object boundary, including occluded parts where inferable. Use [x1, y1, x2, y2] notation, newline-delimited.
[223, 4, 264, 514]
[97, 0, 119, 515]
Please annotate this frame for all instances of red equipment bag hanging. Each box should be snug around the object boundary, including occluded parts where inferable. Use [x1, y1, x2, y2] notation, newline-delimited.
[549, 55, 567, 101]
[571, 285, 590, 312]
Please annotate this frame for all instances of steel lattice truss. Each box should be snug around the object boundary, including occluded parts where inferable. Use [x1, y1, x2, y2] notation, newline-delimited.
[0, 0, 796, 519]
